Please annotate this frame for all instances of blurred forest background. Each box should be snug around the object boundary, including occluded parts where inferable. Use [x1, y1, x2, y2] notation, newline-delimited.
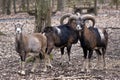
[0, 0, 119, 33]
[0, 0, 119, 14]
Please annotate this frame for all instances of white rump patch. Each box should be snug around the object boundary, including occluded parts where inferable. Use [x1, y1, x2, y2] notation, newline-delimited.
[55, 27, 61, 34]
[98, 29, 105, 40]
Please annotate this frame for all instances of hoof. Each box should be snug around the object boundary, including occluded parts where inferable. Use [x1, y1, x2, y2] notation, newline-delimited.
[48, 64, 53, 68]
[18, 70, 25, 76]
[47, 64, 53, 68]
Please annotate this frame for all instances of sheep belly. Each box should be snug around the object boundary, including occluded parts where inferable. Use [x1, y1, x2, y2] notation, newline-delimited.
[28, 37, 41, 53]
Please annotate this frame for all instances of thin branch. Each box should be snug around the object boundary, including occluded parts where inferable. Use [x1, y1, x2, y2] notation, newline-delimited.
[105, 27, 120, 29]
[37, 76, 103, 80]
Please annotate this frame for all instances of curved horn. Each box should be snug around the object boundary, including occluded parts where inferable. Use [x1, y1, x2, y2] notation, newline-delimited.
[81, 14, 95, 27]
[60, 13, 72, 25]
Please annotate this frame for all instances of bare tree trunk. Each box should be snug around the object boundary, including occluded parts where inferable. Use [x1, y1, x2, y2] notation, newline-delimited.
[35, 0, 51, 32]
[21, 0, 26, 11]
[26, 0, 29, 11]
[2, 0, 11, 15]
[6, 0, 11, 15]
[116, 0, 118, 9]
[13, 0, 16, 13]
[94, 0, 97, 15]
[110, 0, 119, 9]
[57, 0, 65, 11]
[2, 0, 6, 14]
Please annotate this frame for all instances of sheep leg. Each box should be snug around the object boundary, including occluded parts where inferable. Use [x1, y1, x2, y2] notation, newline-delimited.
[18, 61, 26, 75]
[31, 57, 39, 73]
[46, 42, 54, 55]
[60, 47, 65, 65]
[45, 53, 52, 68]
[81, 48, 87, 72]
[18, 53, 26, 75]
[86, 50, 93, 72]
[102, 48, 106, 69]
[41, 48, 52, 71]
[95, 49, 102, 69]
[67, 45, 72, 61]
[26, 53, 35, 63]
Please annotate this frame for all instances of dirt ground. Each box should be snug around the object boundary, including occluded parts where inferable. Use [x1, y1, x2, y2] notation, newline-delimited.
[0, 8, 120, 80]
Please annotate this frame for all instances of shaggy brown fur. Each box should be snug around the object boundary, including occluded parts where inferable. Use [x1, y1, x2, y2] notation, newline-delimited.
[15, 24, 51, 75]
[76, 15, 108, 72]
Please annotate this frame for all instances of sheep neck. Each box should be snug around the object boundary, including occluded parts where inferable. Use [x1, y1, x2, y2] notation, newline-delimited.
[82, 25, 92, 40]
[83, 25, 89, 33]
[15, 32, 24, 53]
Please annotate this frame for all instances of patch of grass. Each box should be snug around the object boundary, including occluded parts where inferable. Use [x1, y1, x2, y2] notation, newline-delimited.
[49, 54, 53, 60]
[0, 31, 6, 36]
[26, 53, 53, 63]
[26, 56, 35, 63]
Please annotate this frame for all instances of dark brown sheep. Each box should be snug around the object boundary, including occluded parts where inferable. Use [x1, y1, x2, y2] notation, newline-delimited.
[76, 14, 108, 72]
[43, 14, 80, 64]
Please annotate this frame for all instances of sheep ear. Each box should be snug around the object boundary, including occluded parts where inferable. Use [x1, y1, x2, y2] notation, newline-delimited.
[13, 23, 17, 30]
[20, 23, 24, 28]
[13, 23, 15, 25]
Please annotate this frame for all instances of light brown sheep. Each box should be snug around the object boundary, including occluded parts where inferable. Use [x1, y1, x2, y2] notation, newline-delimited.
[15, 23, 52, 75]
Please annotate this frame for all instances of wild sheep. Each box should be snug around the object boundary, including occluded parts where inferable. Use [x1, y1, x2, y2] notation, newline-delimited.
[76, 14, 108, 72]
[43, 14, 80, 64]
[15, 23, 52, 75]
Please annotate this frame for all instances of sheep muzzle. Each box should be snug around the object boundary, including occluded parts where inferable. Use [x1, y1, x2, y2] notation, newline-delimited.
[76, 24, 82, 30]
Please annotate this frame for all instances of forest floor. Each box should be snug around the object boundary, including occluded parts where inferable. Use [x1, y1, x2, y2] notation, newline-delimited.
[0, 8, 120, 80]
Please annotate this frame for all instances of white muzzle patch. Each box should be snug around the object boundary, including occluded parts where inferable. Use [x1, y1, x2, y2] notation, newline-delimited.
[16, 27, 22, 33]
[76, 25, 82, 30]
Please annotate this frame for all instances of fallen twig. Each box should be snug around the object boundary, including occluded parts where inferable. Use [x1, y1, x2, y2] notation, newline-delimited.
[37, 75, 103, 80]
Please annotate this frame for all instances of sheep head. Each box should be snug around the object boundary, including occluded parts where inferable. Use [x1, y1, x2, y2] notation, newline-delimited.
[60, 13, 80, 30]
[14, 23, 25, 34]
[76, 14, 95, 31]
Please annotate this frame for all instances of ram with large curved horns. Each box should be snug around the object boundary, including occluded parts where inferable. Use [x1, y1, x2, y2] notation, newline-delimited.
[60, 13, 96, 29]
[76, 14, 108, 72]
[43, 13, 80, 64]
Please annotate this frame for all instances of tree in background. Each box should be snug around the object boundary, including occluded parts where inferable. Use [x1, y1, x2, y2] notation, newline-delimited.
[1, 0, 6, 14]
[18, 0, 51, 32]
[26, 0, 30, 11]
[6, 0, 11, 15]
[110, 0, 119, 9]
[115, 0, 119, 9]
[13, 0, 16, 13]
[57, 0, 66, 11]
[35, 0, 51, 32]
[21, 0, 26, 11]
[1, 0, 11, 15]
